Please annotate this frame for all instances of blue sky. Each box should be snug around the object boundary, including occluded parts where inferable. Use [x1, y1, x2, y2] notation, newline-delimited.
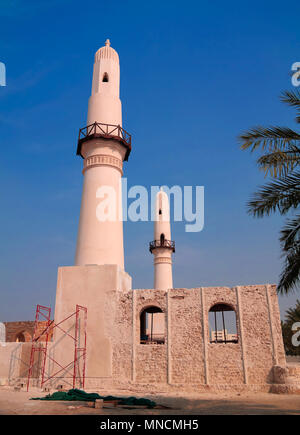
[0, 0, 300, 321]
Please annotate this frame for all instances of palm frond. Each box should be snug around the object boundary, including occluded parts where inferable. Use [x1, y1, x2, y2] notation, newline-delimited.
[256, 144, 300, 177]
[239, 90, 300, 295]
[247, 172, 300, 217]
[280, 214, 300, 251]
[277, 242, 300, 294]
[239, 126, 300, 176]
[239, 126, 300, 152]
[281, 90, 300, 123]
[285, 300, 300, 324]
[278, 215, 300, 294]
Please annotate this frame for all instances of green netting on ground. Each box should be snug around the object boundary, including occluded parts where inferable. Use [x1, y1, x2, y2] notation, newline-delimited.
[31, 388, 156, 408]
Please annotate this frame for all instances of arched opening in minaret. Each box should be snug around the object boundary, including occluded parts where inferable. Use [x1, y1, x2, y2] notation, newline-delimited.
[160, 233, 165, 245]
[208, 303, 238, 344]
[102, 72, 109, 82]
[140, 306, 165, 344]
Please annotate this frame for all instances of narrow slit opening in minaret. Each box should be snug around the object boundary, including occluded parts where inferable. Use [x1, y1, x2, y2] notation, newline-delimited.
[159, 209, 162, 215]
[102, 72, 109, 82]
[160, 233, 165, 245]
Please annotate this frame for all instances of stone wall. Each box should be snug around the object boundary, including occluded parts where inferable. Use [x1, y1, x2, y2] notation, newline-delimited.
[134, 289, 168, 384]
[110, 285, 286, 389]
[169, 289, 205, 384]
[4, 321, 53, 342]
[0, 284, 290, 392]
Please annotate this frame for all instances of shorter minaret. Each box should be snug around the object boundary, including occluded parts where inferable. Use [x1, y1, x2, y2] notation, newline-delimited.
[149, 188, 175, 289]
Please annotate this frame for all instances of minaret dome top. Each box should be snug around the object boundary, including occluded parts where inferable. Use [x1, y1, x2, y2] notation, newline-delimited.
[95, 39, 119, 63]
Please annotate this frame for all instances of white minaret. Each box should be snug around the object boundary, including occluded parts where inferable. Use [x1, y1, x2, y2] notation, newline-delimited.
[150, 189, 175, 289]
[75, 39, 131, 268]
[53, 40, 132, 387]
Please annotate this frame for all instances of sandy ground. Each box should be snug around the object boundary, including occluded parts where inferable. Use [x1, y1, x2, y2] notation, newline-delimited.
[0, 387, 300, 415]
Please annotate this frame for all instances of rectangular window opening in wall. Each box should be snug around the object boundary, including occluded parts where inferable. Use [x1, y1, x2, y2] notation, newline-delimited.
[209, 303, 238, 344]
[140, 306, 165, 345]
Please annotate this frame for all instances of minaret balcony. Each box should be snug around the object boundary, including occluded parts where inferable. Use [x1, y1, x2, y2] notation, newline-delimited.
[77, 121, 132, 161]
[149, 239, 175, 253]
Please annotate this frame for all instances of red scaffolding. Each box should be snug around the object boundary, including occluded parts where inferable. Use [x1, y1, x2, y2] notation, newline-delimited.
[26, 304, 87, 391]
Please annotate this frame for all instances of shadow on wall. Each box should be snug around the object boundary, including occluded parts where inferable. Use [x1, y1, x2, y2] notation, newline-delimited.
[8, 342, 43, 384]
[44, 322, 79, 390]
[6, 322, 78, 388]
[8, 343, 22, 383]
[5, 310, 87, 390]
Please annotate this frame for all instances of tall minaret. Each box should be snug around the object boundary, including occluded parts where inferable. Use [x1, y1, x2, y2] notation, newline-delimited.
[75, 39, 131, 268]
[149, 189, 175, 289]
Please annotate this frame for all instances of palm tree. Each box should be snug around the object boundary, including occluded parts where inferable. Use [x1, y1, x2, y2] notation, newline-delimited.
[239, 90, 300, 294]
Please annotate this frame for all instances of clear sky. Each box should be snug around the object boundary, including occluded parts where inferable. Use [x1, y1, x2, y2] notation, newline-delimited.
[0, 0, 300, 321]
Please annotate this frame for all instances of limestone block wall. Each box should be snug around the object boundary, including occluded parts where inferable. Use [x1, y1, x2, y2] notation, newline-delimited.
[4, 321, 53, 342]
[269, 285, 287, 365]
[4, 321, 35, 342]
[203, 287, 242, 385]
[0, 284, 286, 391]
[134, 290, 168, 384]
[110, 285, 286, 388]
[239, 285, 276, 384]
[168, 289, 205, 384]
[109, 290, 132, 382]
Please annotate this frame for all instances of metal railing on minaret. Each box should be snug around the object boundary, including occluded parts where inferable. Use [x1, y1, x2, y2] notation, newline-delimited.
[149, 239, 175, 253]
[77, 121, 132, 161]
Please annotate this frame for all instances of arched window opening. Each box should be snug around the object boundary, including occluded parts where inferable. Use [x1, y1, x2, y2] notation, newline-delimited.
[15, 330, 31, 342]
[209, 304, 238, 344]
[102, 72, 109, 82]
[159, 209, 162, 215]
[140, 306, 165, 344]
[160, 233, 165, 245]
[16, 332, 25, 342]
